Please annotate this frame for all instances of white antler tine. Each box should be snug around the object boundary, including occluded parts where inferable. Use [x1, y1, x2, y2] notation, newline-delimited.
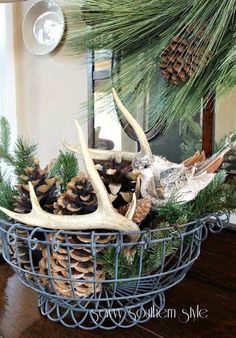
[63, 136, 136, 161]
[28, 182, 42, 212]
[125, 193, 137, 220]
[112, 88, 152, 156]
[74, 119, 112, 210]
[62, 138, 81, 154]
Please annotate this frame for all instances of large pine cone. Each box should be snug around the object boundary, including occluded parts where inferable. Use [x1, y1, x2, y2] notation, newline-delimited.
[53, 173, 97, 215]
[51, 175, 114, 297]
[14, 157, 60, 214]
[160, 29, 208, 85]
[39, 233, 113, 297]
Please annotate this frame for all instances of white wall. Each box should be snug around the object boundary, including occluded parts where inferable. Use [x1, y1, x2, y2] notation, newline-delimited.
[12, 1, 88, 166]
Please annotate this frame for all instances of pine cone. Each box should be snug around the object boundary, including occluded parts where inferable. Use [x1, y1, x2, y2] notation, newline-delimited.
[53, 173, 97, 215]
[95, 156, 136, 208]
[160, 29, 208, 85]
[118, 197, 152, 224]
[10, 228, 43, 282]
[14, 157, 60, 214]
[11, 158, 60, 276]
[38, 233, 113, 297]
[51, 176, 115, 297]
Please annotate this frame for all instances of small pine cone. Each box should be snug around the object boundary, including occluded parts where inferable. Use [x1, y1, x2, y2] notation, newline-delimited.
[160, 29, 208, 85]
[53, 173, 97, 215]
[14, 157, 60, 214]
[94, 156, 136, 208]
[118, 197, 152, 224]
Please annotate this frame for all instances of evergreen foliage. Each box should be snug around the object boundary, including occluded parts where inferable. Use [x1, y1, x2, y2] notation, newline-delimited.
[0, 171, 17, 221]
[49, 150, 79, 192]
[13, 138, 37, 177]
[191, 170, 236, 217]
[65, 0, 236, 128]
[99, 223, 181, 280]
[0, 116, 37, 178]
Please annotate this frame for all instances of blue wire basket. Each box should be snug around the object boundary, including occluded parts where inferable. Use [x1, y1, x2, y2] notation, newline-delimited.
[0, 213, 229, 330]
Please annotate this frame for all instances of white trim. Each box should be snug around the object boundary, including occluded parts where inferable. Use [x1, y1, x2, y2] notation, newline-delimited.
[0, 4, 17, 141]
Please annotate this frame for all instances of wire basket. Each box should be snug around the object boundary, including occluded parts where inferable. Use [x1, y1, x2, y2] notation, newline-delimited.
[0, 213, 229, 330]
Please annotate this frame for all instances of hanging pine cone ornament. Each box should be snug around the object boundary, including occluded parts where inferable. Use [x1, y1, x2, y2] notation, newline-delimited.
[160, 29, 208, 85]
[95, 156, 136, 208]
[14, 157, 60, 214]
[54, 173, 97, 215]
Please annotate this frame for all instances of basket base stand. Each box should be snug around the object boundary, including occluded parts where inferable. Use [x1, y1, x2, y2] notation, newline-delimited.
[38, 292, 166, 330]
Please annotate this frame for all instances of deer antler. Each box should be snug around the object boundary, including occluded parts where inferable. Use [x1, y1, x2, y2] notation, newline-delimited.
[63, 140, 136, 162]
[63, 88, 153, 161]
[0, 122, 139, 233]
[112, 88, 152, 156]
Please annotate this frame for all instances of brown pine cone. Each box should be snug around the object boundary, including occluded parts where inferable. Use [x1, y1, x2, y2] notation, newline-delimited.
[118, 197, 152, 224]
[160, 29, 209, 85]
[14, 157, 60, 214]
[38, 233, 113, 297]
[53, 173, 97, 215]
[95, 156, 136, 208]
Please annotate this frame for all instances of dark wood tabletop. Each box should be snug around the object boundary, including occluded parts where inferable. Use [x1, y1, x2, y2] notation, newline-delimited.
[0, 230, 235, 338]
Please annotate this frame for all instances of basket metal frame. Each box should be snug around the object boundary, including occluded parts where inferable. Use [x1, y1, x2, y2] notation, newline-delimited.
[0, 212, 229, 330]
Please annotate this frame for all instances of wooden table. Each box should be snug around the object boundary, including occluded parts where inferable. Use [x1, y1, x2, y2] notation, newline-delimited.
[0, 230, 235, 338]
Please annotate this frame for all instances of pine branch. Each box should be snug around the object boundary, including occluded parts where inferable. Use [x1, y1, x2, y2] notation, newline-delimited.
[0, 117, 14, 165]
[189, 170, 236, 218]
[141, 224, 181, 274]
[0, 179, 17, 221]
[64, 0, 236, 128]
[152, 200, 193, 225]
[13, 138, 37, 178]
[100, 223, 181, 279]
[49, 150, 79, 192]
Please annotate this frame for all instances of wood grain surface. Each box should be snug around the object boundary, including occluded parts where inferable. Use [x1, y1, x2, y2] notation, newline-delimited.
[0, 230, 235, 338]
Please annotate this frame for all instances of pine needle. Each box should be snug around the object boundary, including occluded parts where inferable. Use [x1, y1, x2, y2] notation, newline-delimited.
[13, 138, 37, 177]
[0, 117, 14, 165]
[99, 223, 181, 279]
[191, 170, 236, 217]
[49, 150, 79, 192]
[0, 174, 17, 221]
[64, 0, 236, 128]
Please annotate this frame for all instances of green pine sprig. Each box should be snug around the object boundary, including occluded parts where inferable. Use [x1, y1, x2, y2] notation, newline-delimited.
[99, 223, 181, 280]
[191, 170, 236, 218]
[64, 0, 236, 129]
[13, 138, 37, 177]
[0, 116, 37, 179]
[49, 150, 79, 192]
[0, 171, 17, 221]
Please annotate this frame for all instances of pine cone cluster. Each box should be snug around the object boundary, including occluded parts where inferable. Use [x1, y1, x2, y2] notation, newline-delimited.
[10, 156, 152, 298]
[160, 30, 208, 85]
[38, 173, 112, 298]
[14, 157, 60, 214]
